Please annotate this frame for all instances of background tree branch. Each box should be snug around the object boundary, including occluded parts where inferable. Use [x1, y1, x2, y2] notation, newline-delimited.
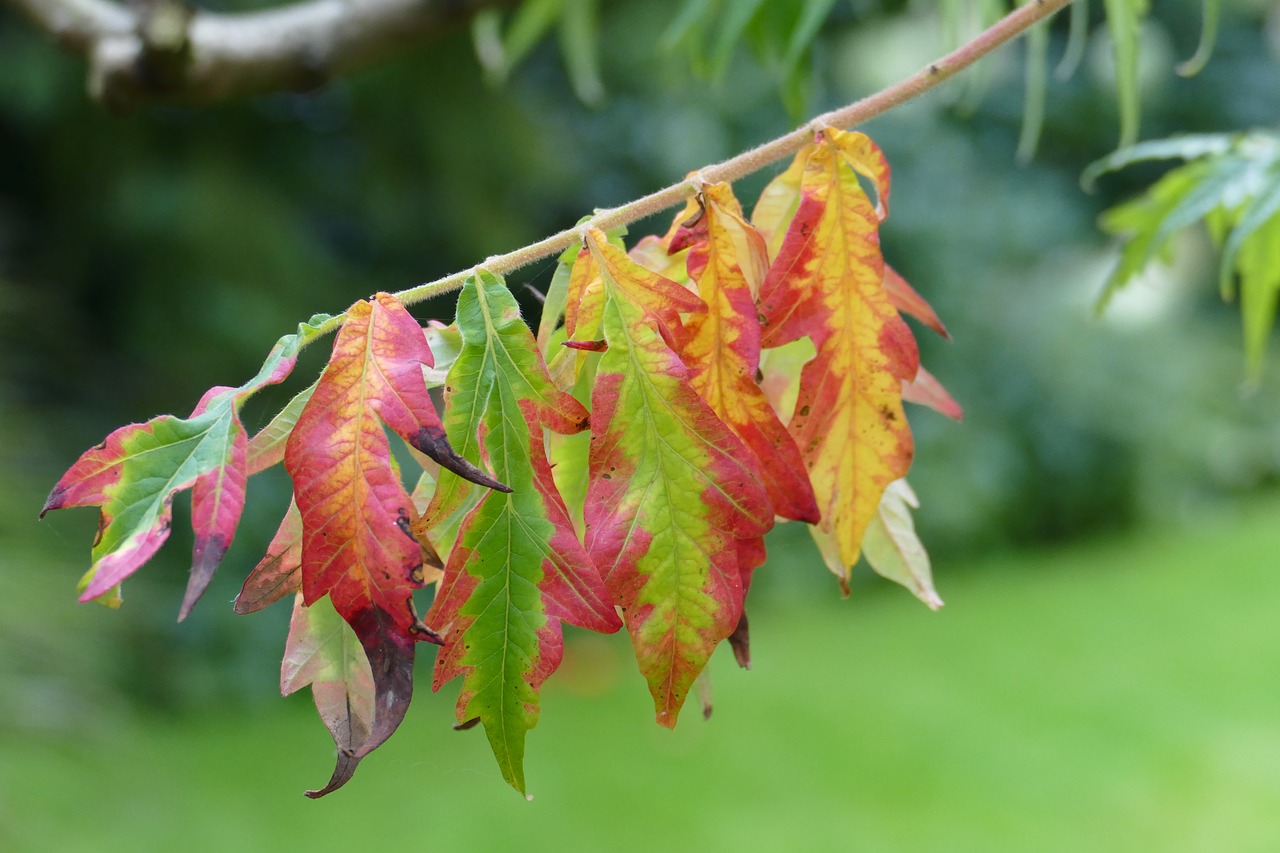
[4, 0, 508, 111]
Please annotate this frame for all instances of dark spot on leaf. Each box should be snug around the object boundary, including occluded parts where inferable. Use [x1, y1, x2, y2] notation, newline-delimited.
[92, 512, 109, 547]
[394, 508, 415, 541]
[798, 405, 810, 417]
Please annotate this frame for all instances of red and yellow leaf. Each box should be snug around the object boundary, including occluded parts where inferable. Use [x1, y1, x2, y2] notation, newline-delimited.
[582, 229, 772, 726]
[756, 128, 919, 583]
[671, 182, 819, 524]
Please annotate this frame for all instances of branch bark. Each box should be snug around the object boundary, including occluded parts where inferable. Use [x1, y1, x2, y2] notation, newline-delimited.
[4, 0, 507, 111]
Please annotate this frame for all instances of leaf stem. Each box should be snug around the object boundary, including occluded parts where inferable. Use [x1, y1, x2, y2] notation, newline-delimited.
[393, 0, 1076, 307]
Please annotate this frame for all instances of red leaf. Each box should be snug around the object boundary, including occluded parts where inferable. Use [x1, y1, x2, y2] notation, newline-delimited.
[285, 292, 491, 795]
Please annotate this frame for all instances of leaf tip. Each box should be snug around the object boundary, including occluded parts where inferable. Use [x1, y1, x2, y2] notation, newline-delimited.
[409, 426, 512, 493]
[305, 749, 361, 799]
[39, 485, 67, 518]
[180, 537, 229, 622]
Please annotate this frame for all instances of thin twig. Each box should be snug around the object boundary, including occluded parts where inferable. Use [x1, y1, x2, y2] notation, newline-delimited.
[394, 0, 1076, 307]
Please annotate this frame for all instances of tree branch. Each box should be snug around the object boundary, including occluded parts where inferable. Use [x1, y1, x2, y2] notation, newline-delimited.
[4, 0, 508, 111]
[395, 0, 1078, 307]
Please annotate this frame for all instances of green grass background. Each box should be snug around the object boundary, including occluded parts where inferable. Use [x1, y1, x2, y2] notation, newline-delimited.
[5, 499, 1279, 852]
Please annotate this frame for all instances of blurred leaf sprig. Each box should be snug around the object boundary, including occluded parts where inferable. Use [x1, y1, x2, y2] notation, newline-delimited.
[1087, 130, 1280, 380]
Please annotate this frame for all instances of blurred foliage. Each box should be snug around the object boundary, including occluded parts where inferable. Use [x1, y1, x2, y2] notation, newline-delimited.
[1, 0, 1279, 725]
[1087, 130, 1280, 379]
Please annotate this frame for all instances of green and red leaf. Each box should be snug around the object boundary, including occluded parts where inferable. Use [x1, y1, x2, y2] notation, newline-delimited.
[285, 292, 505, 796]
[425, 271, 618, 794]
[582, 229, 772, 726]
[42, 314, 333, 612]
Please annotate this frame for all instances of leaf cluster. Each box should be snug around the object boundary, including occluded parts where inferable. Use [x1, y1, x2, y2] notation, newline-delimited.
[1089, 130, 1280, 378]
[44, 129, 958, 797]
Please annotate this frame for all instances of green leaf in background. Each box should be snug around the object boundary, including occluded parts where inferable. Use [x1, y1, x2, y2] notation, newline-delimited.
[1175, 0, 1220, 78]
[1016, 17, 1049, 163]
[559, 0, 604, 106]
[1103, 0, 1148, 148]
[1054, 0, 1089, 80]
[1092, 131, 1280, 378]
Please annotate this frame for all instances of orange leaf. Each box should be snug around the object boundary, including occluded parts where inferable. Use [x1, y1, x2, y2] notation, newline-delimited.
[673, 182, 819, 524]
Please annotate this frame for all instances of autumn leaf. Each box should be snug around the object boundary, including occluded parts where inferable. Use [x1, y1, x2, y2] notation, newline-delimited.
[279, 593, 376, 797]
[756, 128, 919, 586]
[670, 181, 819, 524]
[856, 479, 942, 609]
[884, 265, 949, 341]
[42, 314, 334, 614]
[233, 497, 303, 615]
[581, 229, 773, 726]
[903, 366, 964, 422]
[424, 270, 619, 795]
[284, 292, 507, 797]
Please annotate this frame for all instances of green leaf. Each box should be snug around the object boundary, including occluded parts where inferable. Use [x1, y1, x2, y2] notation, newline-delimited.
[1235, 212, 1280, 379]
[1082, 132, 1234, 190]
[781, 0, 836, 80]
[1016, 19, 1049, 164]
[1175, 0, 1220, 78]
[1103, 0, 1149, 148]
[1219, 165, 1280, 299]
[1094, 131, 1280, 374]
[1054, 0, 1089, 81]
[709, 0, 766, 80]
[426, 271, 618, 795]
[246, 379, 316, 475]
[559, 0, 604, 106]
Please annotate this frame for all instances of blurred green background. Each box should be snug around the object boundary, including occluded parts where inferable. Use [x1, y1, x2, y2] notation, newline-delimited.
[2, 0, 1280, 849]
